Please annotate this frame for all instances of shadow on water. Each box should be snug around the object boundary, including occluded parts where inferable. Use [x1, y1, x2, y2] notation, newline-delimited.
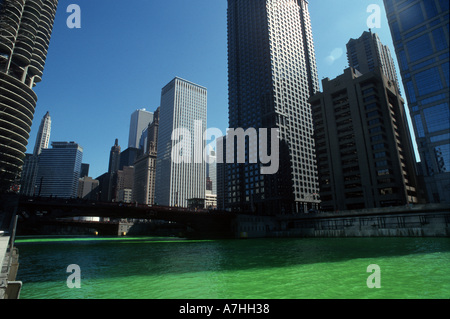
[15, 236, 450, 283]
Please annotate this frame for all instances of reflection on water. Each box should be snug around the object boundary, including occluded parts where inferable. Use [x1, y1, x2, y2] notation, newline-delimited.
[15, 236, 450, 299]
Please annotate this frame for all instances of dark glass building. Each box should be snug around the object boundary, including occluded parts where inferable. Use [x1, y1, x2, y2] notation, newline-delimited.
[225, 0, 320, 214]
[383, 0, 449, 203]
[36, 142, 83, 199]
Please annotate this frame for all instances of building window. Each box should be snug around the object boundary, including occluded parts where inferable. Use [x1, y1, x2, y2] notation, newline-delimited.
[406, 34, 433, 62]
[399, 3, 425, 31]
[423, 103, 450, 133]
[377, 169, 390, 176]
[435, 144, 450, 173]
[414, 114, 425, 138]
[415, 67, 443, 96]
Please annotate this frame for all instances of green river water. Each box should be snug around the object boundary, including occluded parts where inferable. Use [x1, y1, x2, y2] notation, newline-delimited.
[14, 236, 450, 299]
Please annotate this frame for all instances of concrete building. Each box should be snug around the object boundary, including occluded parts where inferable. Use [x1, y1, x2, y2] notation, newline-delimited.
[0, 0, 59, 193]
[19, 112, 52, 196]
[78, 176, 99, 200]
[133, 107, 159, 205]
[206, 146, 217, 195]
[33, 111, 51, 156]
[36, 142, 83, 198]
[205, 190, 217, 209]
[117, 188, 132, 204]
[226, 0, 320, 214]
[383, 0, 449, 203]
[108, 139, 121, 174]
[155, 77, 207, 207]
[347, 30, 400, 91]
[309, 67, 421, 211]
[133, 154, 157, 205]
[128, 109, 153, 149]
[115, 166, 134, 202]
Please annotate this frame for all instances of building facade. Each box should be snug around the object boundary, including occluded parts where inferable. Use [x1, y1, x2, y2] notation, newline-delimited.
[133, 154, 157, 205]
[206, 146, 217, 195]
[383, 0, 449, 203]
[226, 0, 320, 214]
[108, 139, 121, 174]
[128, 109, 153, 149]
[33, 111, 51, 156]
[36, 142, 83, 198]
[0, 0, 59, 192]
[20, 112, 52, 196]
[155, 77, 207, 207]
[19, 153, 39, 196]
[133, 107, 159, 205]
[347, 30, 400, 91]
[78, 176, 99, 200]
[115, 166, 134, 203]
[310, 67, 421, 211]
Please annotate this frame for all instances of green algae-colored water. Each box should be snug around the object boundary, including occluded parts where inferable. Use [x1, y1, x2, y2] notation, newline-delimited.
[15, 236, 450, 299]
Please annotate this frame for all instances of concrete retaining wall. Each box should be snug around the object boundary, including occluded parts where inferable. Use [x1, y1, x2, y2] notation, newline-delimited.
[235, 206, 450, 238]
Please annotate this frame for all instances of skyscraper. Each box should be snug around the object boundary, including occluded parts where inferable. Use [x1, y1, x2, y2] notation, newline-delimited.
[78, 176, 99, 201]
[133, 107, 159, 205]
[0, 0, 59, 192]
[19, 153, 39, 196]
[383, 0, 449, 203]
[206, 146, 217, 195]
[104, 138, 121, 202]
[36, 142, 83, 198]
[128, 109, 154, 149]
[347, 30, 400, 91]
[226, 0, 320, 214]
[19, 112, 52, 196]
[108, 139, 121, 174]
[310, 67, 421, 210]
[33, 111, 51, 156]
[115, 166, 134, 203]
[155, 77, 207, 207]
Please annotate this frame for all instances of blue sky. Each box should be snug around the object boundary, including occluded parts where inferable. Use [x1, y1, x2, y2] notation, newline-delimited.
[29, 0, 415, 179]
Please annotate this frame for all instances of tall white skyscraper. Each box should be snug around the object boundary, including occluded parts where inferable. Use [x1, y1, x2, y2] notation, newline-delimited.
[33, 111, 51, 156]
[155, 77, 207, 207]
[20, 112, 52, 196]
[128, 109, 154, 149]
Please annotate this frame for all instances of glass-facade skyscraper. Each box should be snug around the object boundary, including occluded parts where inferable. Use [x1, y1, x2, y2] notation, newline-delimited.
[128, 109, 154, 149]
[383, 0, 449, 203]
[226, 0, 320, 214]
[36, 142, 83, 198]
[155, 77, 207, 207]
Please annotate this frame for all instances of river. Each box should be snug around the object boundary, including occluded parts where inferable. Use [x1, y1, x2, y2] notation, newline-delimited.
[14, 236, 450, 299]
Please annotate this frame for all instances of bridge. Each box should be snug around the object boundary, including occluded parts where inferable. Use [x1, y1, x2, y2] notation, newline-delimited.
[15, 196, 450, 239]
[17, 196, 239, 238]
